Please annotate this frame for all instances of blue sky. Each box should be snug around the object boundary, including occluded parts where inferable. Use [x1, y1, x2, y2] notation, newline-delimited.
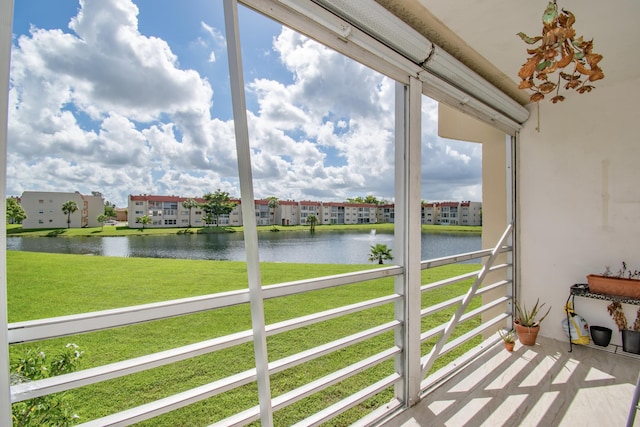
[7, 0, 482, 207]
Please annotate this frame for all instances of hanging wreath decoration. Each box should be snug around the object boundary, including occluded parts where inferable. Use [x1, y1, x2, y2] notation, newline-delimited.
[517, 1, 604, 103]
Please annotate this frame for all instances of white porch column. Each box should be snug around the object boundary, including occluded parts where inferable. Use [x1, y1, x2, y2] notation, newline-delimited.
[223, 1, 273, 425]
[0, 0, 12, 424]
[393, 76, 422, 407]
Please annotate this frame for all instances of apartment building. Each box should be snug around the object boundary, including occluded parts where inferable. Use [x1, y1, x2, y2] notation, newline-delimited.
[420, 201, 481, 226]
[128, 194, 244, 228]
[277, 200, 300, 226]
[460, 201, 482, 226]
[126, 195, 480, 228]
[21, 190, 104, 229]
[378, 204, 395, 223]
[422, 202, 437, 225]
[320, 202, 378, 224]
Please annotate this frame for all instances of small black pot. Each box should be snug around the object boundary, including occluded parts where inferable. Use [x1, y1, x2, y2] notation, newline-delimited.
[590, 326, 612, 347]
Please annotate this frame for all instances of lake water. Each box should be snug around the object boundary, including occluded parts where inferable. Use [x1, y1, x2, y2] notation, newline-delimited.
[6, 230, 481, 264]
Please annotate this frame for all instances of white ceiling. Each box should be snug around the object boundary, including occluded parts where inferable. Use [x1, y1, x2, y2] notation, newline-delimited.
[379, 0, 639, 105]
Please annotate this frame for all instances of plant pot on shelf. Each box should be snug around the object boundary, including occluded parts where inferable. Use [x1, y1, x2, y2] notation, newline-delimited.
[587, 275, 640, 298]
[622, 330, 640, 354]
[515, 323, 539, 346]
[504, 341, 515, 352]
[590, 326, 612, 347]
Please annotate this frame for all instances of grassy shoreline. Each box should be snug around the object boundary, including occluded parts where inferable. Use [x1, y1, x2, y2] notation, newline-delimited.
[7, 222, 481, 237]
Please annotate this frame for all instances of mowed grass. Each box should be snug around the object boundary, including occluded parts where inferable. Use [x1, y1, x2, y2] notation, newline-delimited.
[7, 251, 483, 426]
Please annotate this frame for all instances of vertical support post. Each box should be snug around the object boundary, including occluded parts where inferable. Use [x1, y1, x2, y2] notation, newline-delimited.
[507, 133, 517, 321]
[393, 77, 422, 407]
[0, 0, 13, 424]
[223, 1, 273, 425]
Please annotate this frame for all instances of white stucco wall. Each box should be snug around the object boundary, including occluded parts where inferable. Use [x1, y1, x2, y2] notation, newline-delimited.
[518, 76, 640, 344]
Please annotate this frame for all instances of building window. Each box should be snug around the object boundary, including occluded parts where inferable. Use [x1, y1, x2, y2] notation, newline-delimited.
[135, 201, 143, 206]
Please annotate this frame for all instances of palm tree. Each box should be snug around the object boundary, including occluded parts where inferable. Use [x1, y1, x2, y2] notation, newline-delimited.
[181, 198, 198, 228]
[306, 214, 318, 233]
[368, 243, 393, 265]
[137, 215, 152, 230]
[61, 200, 78, 228]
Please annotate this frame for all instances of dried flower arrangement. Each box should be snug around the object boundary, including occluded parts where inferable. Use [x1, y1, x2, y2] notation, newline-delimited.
[607, 301, 640, 332]
[517, 0, 604, 103]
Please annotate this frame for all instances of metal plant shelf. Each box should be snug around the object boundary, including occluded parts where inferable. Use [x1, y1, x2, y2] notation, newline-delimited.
[570, 283, 640, 305]
[567, 283, 640, 358]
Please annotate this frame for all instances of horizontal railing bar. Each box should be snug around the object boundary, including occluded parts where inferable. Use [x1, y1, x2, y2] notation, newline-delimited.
[421, 280, 510, 318]
[262, 265, 403, 299]
[8, 289, 251, 344]
[420, 246, 511, 269]
[421, 270, 480, 292]
[12, 296, 400, 402]
[270, 321, 400, 374]
[271, 347, 399, 411]
[77, 369, 258, 427]
[440, 312, 509, 355]
[292, 374, 401, 427]
[420, 298, 509, 343]
[8, 268, 402, 344]
[461, 296, 510, 320]
[266, 294, 400, 337]
[421, 264, 509, 293]
[211, 347, 402, 427]
[11, 330, 254, 403]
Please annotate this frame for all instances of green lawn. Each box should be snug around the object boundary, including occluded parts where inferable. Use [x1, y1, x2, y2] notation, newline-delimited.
[8, 251, 483, 426]
[6, 222, 481, 237]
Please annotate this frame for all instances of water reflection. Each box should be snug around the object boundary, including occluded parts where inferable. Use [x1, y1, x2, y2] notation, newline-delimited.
[7, 230, 480, 264]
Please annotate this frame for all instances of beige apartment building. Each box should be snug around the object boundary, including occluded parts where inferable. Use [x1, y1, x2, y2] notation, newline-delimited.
[20, 190, 104, 229]
[421, 201, 482, 226]
[127, 195, 481, 228]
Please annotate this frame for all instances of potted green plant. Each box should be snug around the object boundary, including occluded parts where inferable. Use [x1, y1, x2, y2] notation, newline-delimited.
[498, 329, 516, 352]
[514, 298, 551, 346]
[588, 261, 640, 298]
[607, 301, 640, 354]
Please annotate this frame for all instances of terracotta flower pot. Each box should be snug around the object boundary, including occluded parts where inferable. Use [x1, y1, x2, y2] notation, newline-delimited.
[515, 323, 539, 346]
[587, 275, 640, 298]
[504, 341, 515, 352]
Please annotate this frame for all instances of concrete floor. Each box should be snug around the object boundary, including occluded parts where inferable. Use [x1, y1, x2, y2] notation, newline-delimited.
[382, 336, 640, 427]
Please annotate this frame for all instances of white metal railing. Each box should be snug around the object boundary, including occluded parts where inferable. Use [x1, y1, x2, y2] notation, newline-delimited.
[8, 233, 513, 426]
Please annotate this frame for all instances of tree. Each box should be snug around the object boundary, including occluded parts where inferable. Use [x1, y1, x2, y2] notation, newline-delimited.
[306, 213, 318, 233]
[96, 214, 108, 231]
[267, 196, 279, 225]
[6, 197, 27, 224]
[347, 195, 383, 205]
[368, 243, 394, 265]
[104, 201, 117, 218]
[202, 190, 236, 227]
[61, 200, 78, 228]
[11, 343, 83, 427]
[181, 198, 199, 228]
[137, 215, 151, 229]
